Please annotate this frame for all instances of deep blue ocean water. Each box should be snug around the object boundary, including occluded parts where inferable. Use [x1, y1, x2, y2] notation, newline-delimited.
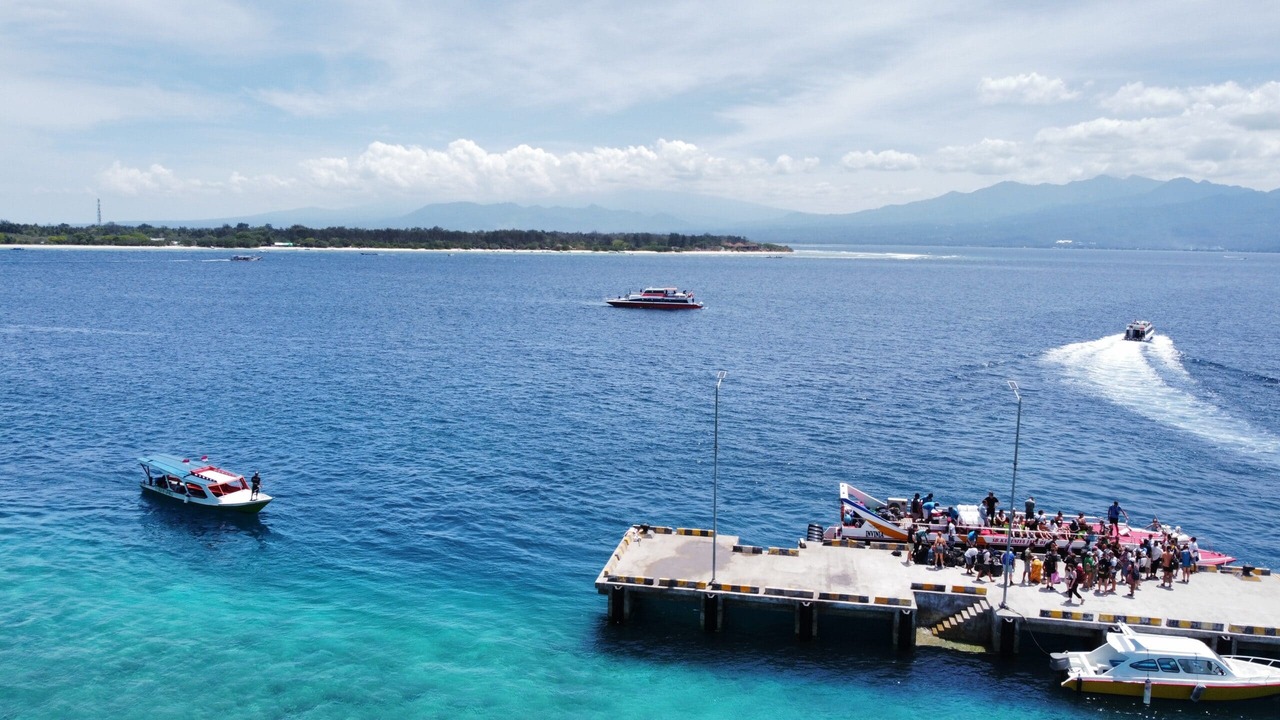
[1, 246, 1277, 718]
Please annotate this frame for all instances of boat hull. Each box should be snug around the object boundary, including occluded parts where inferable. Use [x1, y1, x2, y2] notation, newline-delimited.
[140, 483, 272, 513]
[1062, 676, 1280, 701]
[605, 300, 701, 310]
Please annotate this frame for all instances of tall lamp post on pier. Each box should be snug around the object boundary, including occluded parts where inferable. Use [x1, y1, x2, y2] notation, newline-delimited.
[712, 371, 727, 584]
[1001, 380, 1022, 610]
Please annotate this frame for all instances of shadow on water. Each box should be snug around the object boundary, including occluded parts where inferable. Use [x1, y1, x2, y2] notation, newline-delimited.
[588, 600, 1280, 717]
[136, 493, 274, 543]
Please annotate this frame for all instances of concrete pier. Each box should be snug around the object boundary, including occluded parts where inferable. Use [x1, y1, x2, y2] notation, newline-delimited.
[597, 525, 1280, 654]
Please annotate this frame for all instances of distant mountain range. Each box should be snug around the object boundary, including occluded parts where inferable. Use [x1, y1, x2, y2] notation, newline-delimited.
[145, 176, 1280, 251]
[740, 176, 1280, 251]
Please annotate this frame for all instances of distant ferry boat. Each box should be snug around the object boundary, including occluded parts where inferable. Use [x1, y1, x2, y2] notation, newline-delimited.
[606, 287, 702, 310]
[138, 454, 272, 513]
[1124, 319, 1155, 342]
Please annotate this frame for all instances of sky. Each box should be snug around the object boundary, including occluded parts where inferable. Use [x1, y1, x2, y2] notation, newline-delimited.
[4, 0, 1280, 224]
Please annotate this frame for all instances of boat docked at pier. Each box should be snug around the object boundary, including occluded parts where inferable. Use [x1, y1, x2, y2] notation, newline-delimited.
[1051, 623, 1280, 701]
[138, 454, 271, 513]
[1125, 320, 1155, 341]
[828, 483, 1234, 565]
[606, 287, 702, 310]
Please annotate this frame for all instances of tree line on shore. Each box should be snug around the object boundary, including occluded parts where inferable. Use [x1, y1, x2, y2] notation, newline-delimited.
[0, 221, 789, 253]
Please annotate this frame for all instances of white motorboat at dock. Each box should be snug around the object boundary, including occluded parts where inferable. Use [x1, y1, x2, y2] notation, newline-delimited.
[1052, 623, 1280, 701]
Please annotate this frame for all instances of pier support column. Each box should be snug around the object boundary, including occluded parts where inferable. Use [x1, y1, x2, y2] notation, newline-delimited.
[1214, 635, 1236, 655]
[998, 616, 1020, 656]
[795, 601, 817, 639]
[701, 593, 722, 633]
[893, 609, 916, 651]
[608, 586, 630, 623]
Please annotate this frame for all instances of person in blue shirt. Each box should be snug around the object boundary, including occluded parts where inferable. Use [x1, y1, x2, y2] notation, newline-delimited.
[1107, 501, 1128, 538]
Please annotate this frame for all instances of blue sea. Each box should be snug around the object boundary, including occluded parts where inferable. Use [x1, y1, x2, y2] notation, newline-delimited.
[1, 246, 1277, 719]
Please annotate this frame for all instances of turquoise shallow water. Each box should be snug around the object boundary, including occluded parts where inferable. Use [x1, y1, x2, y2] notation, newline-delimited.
[1, 247, 1278, 718]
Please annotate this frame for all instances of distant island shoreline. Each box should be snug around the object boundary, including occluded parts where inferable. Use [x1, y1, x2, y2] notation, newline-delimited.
[3, 243, 786, 255]
[0, 222, 790, 254]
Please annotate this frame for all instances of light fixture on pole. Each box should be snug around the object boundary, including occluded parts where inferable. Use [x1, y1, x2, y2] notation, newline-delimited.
[712, 370, 727, 584]
[1001, 380, 1022, 610]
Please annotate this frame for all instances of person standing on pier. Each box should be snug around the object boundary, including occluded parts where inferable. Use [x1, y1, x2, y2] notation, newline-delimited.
[1064, 561, 1085, 603]
[1125, 554, 1142, 597]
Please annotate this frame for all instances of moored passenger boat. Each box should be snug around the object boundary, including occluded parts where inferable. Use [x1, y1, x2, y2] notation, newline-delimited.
[138, 454, 272, 513]
[1125, 319, 1155, 341]
[1052, 623, 1280, 701]
[606, 287, 702, 310]
[828, 483, 1234, 565]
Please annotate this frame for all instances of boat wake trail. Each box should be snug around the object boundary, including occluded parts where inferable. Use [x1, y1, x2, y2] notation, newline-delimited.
[1043, 334, 1280, 457]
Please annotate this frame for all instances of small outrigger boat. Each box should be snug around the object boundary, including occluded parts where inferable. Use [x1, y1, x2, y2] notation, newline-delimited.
[606, 287, 702, 310]
[1124, 319, 1155, 341]
[828, 483, 1234, 565]
[138, 454, 271, 512]
[1052, 623, 1280, 701]
[230, 254, 262, 261]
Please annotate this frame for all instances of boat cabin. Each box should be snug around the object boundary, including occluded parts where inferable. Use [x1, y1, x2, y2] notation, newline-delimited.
[138, 453, 271, 513]
[1125, 320, 1155, 341]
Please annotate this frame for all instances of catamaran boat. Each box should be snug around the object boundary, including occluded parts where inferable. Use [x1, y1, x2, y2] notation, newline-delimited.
[606, 287, 702, 310]
[828, 483, 1234, 565]
[1125, 320, 1155, 341]
[138, 454, 272, 513]
[1051, 623, 1280, 701]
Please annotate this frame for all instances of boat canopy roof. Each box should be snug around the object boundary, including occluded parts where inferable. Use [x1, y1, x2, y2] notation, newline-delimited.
[1109, 624, 1218, 657]
[138, 454, 244, 484]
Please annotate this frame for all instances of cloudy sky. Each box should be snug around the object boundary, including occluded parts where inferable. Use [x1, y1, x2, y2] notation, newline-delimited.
[4, 1, 1280, 223]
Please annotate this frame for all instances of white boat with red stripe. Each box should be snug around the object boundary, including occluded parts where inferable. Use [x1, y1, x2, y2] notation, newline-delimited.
[138, 454, 272, 513]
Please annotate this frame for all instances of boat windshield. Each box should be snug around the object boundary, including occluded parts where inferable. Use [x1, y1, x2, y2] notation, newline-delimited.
[1178, 658, 1226, 675]
[208, 480, 248, 497]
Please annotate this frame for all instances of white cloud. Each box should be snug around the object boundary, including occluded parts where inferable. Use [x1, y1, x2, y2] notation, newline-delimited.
[1102, 82, 1189, 114]
[99, 162, 189, 195]
[771, 155, 821, 174]
[979, 73, 1080, 105]
[301, 139, 811, 198]
[98, 162, 293, 197]
[934, 139, 1036, 174]
[840, 149, 921, 171]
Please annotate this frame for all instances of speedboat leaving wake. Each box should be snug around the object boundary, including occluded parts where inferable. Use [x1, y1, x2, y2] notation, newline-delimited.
[1043, 334, 1280, 456]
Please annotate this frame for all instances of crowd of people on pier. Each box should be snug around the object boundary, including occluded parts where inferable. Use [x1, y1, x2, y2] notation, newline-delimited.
[902, 492, 1203, 603]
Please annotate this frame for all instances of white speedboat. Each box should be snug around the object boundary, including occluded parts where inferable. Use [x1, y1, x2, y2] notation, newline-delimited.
[138, 454, 272, 513]
[1124, 319, 1155, 341]
[1051, 623, 1280, 701]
